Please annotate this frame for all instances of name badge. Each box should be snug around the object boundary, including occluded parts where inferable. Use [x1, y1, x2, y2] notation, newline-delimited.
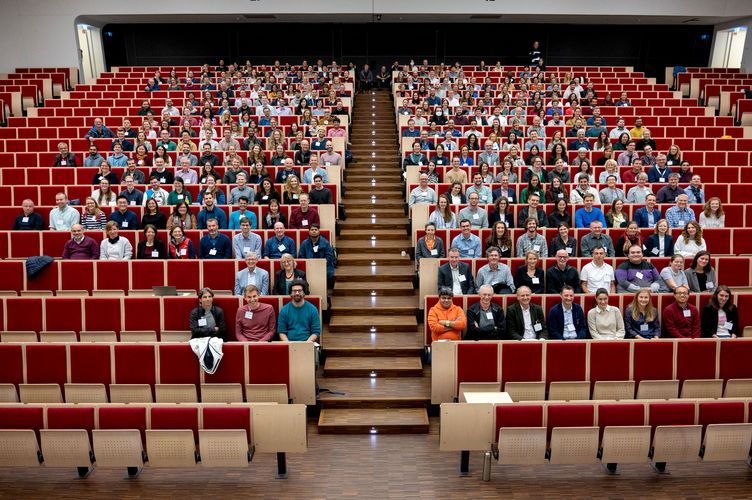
[243, 246, 250, 255]
[507, 196, 513, 202]
[482, 196, 488, 201]
[139, 160, 144, 165]
[245, 311, 254, 320]
[313, 245, 319, 252]
[293, 194, 299, 199]
[262, 195, 269, 200]
[651, 247, 659, 255]
[22, 217, 29, 223]
[567, 324, 576, 332]
[485, 312, 494, 320]
[98, 176, 104, 181]
[659, 177, 665, 182]
[151, 250, 159, 257]
[706, 282, 714, 289]
[472, 213, 479, 220]
[682, 309, 692, 318]
[160, 177, 166, 183]
[430, 249, 438, 256]
[122, 221, 129, 228]
[566, 247, 572, 254]
[418, 161, 423, 166]
[533, 322, 542, 332]
[558, 193, 564, 198]
[325, 162, 331, 166]
[209, 248, 217, 256]
[198, 318, 207, 327]
[60, 160, 67, 166]
[180, 248, 187, 256]
[468, 249, 475, 256]
[130, 201, 136, 206]
[302, 219, 309, 226]
[278, 244, 286, 252]
[458, 275, 466, 282]
[635, 272, 643, 279]
[640, 324, 649, 331]
[531, 277, 540, 284]
[678, 220, 686, 227]
[178, 194, 184, 200]
[533, 245, 540, 251]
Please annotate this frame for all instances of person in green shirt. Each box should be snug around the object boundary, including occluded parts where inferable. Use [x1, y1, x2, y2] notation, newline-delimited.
[277, 280, 320, 342]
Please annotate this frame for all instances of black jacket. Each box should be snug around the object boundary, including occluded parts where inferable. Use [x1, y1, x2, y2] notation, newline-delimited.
[189, 305, 227, 340]
[272, 268, 307, 295]
[466, 302, 506, 340]
[438, 262, 476, 295]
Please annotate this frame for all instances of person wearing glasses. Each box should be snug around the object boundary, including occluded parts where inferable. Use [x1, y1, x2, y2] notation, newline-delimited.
[661, 285, 700, 339]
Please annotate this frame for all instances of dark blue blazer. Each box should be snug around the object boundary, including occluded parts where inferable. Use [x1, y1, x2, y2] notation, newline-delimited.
[547, 302, 588, 340]
[634, 207, 663, 228]
[643, 233, 675, 257]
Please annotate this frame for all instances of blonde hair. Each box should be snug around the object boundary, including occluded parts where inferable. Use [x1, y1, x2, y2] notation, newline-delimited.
[629, 289, 656, 322]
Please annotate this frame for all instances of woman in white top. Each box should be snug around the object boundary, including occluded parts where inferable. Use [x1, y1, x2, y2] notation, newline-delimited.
[91, 179, 117, 207]
[428, 195, 457, 229]
[626, 173, 653, 204]
[587, 288, 626, 340]
[100, 221, 133, 260]
[572, 161, 595, 183]
[698, 197, 725, 229]
[598, 159, 621, 183]
[673, 221, 707, 259]
[659, 254, 689, 292]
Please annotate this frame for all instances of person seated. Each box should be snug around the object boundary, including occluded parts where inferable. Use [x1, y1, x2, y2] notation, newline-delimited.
[548, 286, 587, 340]
[674, 221, 706, 259]
[135, 224, 166, 259]
[189, 287, 227, 340]
[84, 144, 105, 168]
[298, 223, 336, 288]
[141, 197, 167, 230]
[53, 142, 77, 167]
[277, 279, 320, 342]
[150, 158, 175, 185]
[659, 254, 689, 292]
[458, 192, 489, 229]
[143, 177, 169, 207]
[580, 220, 615, 257]
[579, 246, 616, 294]
[232, 216, 262, 260]
[111, 128, 134, 152]
[427, 287, 467, 341]
[569, 177, 599, 204]
[514, 250, 545, 294]
[415, 222, 446, 266]
[408, 173, 438, 208]
[475, 246, 515, 294]
[634, 194, 662, 229]
[517, 193, 547, 228]
[198, 218, 232, 259]
[99, 221, 133, 260]
[168, 226, 195, 259]
[615, 245, 661, 293]
[684, 250, 717, 293]
[699, 197, 725, 229]
[235, 285, 276, 341]
[661, 285, 700, 339]
[107, 143, 129, 168]
[234, 252, 270, 296]
[665, 194, 696, 229]
[701, 285, 738, 338]
[289, 193, 320, 229]
[272, 254, 307, 295]
[598, 175, 625, 204]
[574, 193, 607, 229]
[197, 176, 227, 206]
[656, 173, 683, 204]
[62, 224, 100, 260]
[450, 219, 482, 258]
[504, 286, 548, 340]
[13, 199, 44, 230]
[84, 117, 115, 139]
[644, 218, 675, 257]
[587, 288, 626, 339]
[264, 222, 297, 259]
[197, 192, 228, 229]
[93, 163, 118, 186]
[624, 289, 661, 339]
[438, 247, 476, 296]
[308, 174, 333, 204]
[91, 178, 117, 207]
[546, 250, 582, 293]
[614, 221, 642, 258]
[465, 285, 506, 340]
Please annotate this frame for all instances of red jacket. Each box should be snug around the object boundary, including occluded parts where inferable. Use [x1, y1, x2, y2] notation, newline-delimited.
[661, 301, 701, 339]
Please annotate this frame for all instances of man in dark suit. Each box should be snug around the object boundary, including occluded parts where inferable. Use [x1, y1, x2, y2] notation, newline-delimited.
[547, 285, 588, 340]
[504, 286, 548, 340]
[438, 247, 476, 296]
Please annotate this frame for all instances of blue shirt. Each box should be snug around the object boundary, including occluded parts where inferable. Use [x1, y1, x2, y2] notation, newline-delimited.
[232, 232, 262, 260]
[451, 234, 482, 258]
[108, 209, 139, 230]
[263, 235, 296, 259]
[197, 206, 228, 229]
[198, 233, 232, 259]
[229, 210, 257, 229]
[277, 300, 320, 341]
[665, 206, 696, 228]
[575, 207, 607, 228]
[107, 153, 128, 167]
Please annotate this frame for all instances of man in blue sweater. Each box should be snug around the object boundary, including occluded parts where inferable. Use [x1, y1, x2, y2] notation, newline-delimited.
[263, 222, 296, 259]
[575, 193, 607, 228]
[298, 223, 336, 288]
[197, 192, 228, 229]
[277, 280, 320, 342]
[199, 218, 232, 259]
[109, 196, 139, 230]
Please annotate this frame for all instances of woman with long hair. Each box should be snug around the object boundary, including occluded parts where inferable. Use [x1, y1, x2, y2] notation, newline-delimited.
[624, 289, 660, 339]
[674, 220, 707, 258]
[699, 197, 725, 229]
[644, 218, 675, 257]
[428, 194, 457, 229]
[81, 197, 107, 231]
[701, 285, 738, 338]
[615, 221, 642, 257]
[485, 221, 512, 257]
[684, 250, 716, 293]
[167, 201, 197, 231]
[489, 196, 514, 228]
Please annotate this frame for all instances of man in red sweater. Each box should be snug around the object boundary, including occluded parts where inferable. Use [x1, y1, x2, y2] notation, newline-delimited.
[289, 193, 320, 229]
[235, 285, 276, 341]
[661, 285, 700, 338]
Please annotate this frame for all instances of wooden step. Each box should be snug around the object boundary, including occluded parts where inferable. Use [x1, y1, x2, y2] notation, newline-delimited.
[317, 377, 430, 408]
[330, 295, 417, 315]
[323, 356, 423, 377]
[345, 210, 406, 219]
[341, 200, 405, 210]
[338, 218, 408, 230]
[317, 408, 429, 434]
[346, 181, 403, 190]
[336, 252, 410, 265]
[336, 264, 414, 281]
[332, 280, 414, 296]
[336, 239, 409, 252]
[323, 330, 423, 355]
[345, 191, 404, 200]
[328, 314, 418, 333]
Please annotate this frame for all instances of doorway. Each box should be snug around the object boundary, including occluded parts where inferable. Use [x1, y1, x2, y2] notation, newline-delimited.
[711, 27, 747, 68]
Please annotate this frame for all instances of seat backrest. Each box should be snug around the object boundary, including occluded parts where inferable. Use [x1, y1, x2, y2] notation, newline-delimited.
[248, 343, 289, 389]
[97, 406, 148, 444]
[546, 403, 595, 442]
[149, 406, 200, 444]
[494, 404, 544, 441]
[69, 344, 112, 385]
[456, 343, 499, 390]
[201, 406, 252, 443]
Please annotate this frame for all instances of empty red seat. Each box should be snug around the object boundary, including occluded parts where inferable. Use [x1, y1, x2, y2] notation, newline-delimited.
[113, 345, 156, 387]
[149, 406, 200, 443]
[500, 342, 544, 385]
[0, 345, 24, 387]
[83, 297, 122, 333]
[97, 406, 147, 444]
[25, 344, 67, 388]
[597, 403, 646, 439]
[588, 342, 631, 385]
[130, 261, 166, 290]
[546, 403, 595, 441]
[157, 344, 200, 386]
[161, 296, 195, 333]
[44, 297, 82, 333]
[545, 342, 587, 387]
[676, 340, 717, 382]
[456, 343, 499, 389]
[632, 341, 674, 383]
[248, 344, 289, 389]
[202, 406, 251, 441]
[494, 404, 544, 441]
[122, 297, 161, 332]
[69, 344, 112, 387]
[46, 406, 95, 440]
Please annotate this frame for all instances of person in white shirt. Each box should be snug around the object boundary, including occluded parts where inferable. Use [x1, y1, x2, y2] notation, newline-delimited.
[100, 221, 133, 260]
[580, 246, 616, 294]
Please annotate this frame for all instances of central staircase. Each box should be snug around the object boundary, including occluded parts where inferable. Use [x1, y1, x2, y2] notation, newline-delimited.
[317, 88, 430, 434]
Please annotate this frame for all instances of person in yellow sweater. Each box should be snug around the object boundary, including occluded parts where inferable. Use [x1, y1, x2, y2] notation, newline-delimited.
[428, 287, 468, 341]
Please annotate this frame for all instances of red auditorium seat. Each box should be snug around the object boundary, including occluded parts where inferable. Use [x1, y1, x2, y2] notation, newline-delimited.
[149, 406, 200, 443]
[157, 344, 200, 387]
[166, 260, 201, 291]
[248, 343, 289, 389]
[201, 260, 237, 292]
[69, 344, 112, 388]
[545, 342, 587, 387]
[588, 342, 631, 385]
[675, 340, 718, 382]
[131, 261, 166, 290]
[0, 345, 24, 388]
[113, 345, 156, 387]
[201, 406, 252, 441]
[456, 343, 499, 390]
[161, 296, 196, 333]
[0, 406, 44, 439]
[44, 297, 82, 333]
[546, 403, 595, 441]
[597, 403, 646, 439]
[46, 406, 95, 437]
[203, 343, 245, 386]
[500, 342, 544, 385]
[60, 261, 93, 292]
[122, 297, 161, 332]
[84, 297, 122, 333]
[97, 406, 147, 443]
[632, 341, 674, 384]
[6, 297, 43, 332]
[95, 261, 129, 291]
[494, 404, 544, 441]
[24, 344, 67, 388]
[648, 402, 695, 438]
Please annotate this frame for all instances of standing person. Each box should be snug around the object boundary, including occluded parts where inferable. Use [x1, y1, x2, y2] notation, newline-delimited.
[189, 287, 227, 340]
[277, 280, 321, 342]
[529, 40, 543, 66]
[235, 285, 276, 342]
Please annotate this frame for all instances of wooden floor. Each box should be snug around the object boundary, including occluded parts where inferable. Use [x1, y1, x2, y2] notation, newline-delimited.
[2, 418, 750, 498]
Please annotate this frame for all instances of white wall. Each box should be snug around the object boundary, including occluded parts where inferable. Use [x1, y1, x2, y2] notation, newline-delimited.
[0, 0, 751, 73]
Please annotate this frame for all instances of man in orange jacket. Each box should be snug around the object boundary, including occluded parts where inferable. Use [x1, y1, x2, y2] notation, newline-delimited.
[428, 287, 467, 341]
